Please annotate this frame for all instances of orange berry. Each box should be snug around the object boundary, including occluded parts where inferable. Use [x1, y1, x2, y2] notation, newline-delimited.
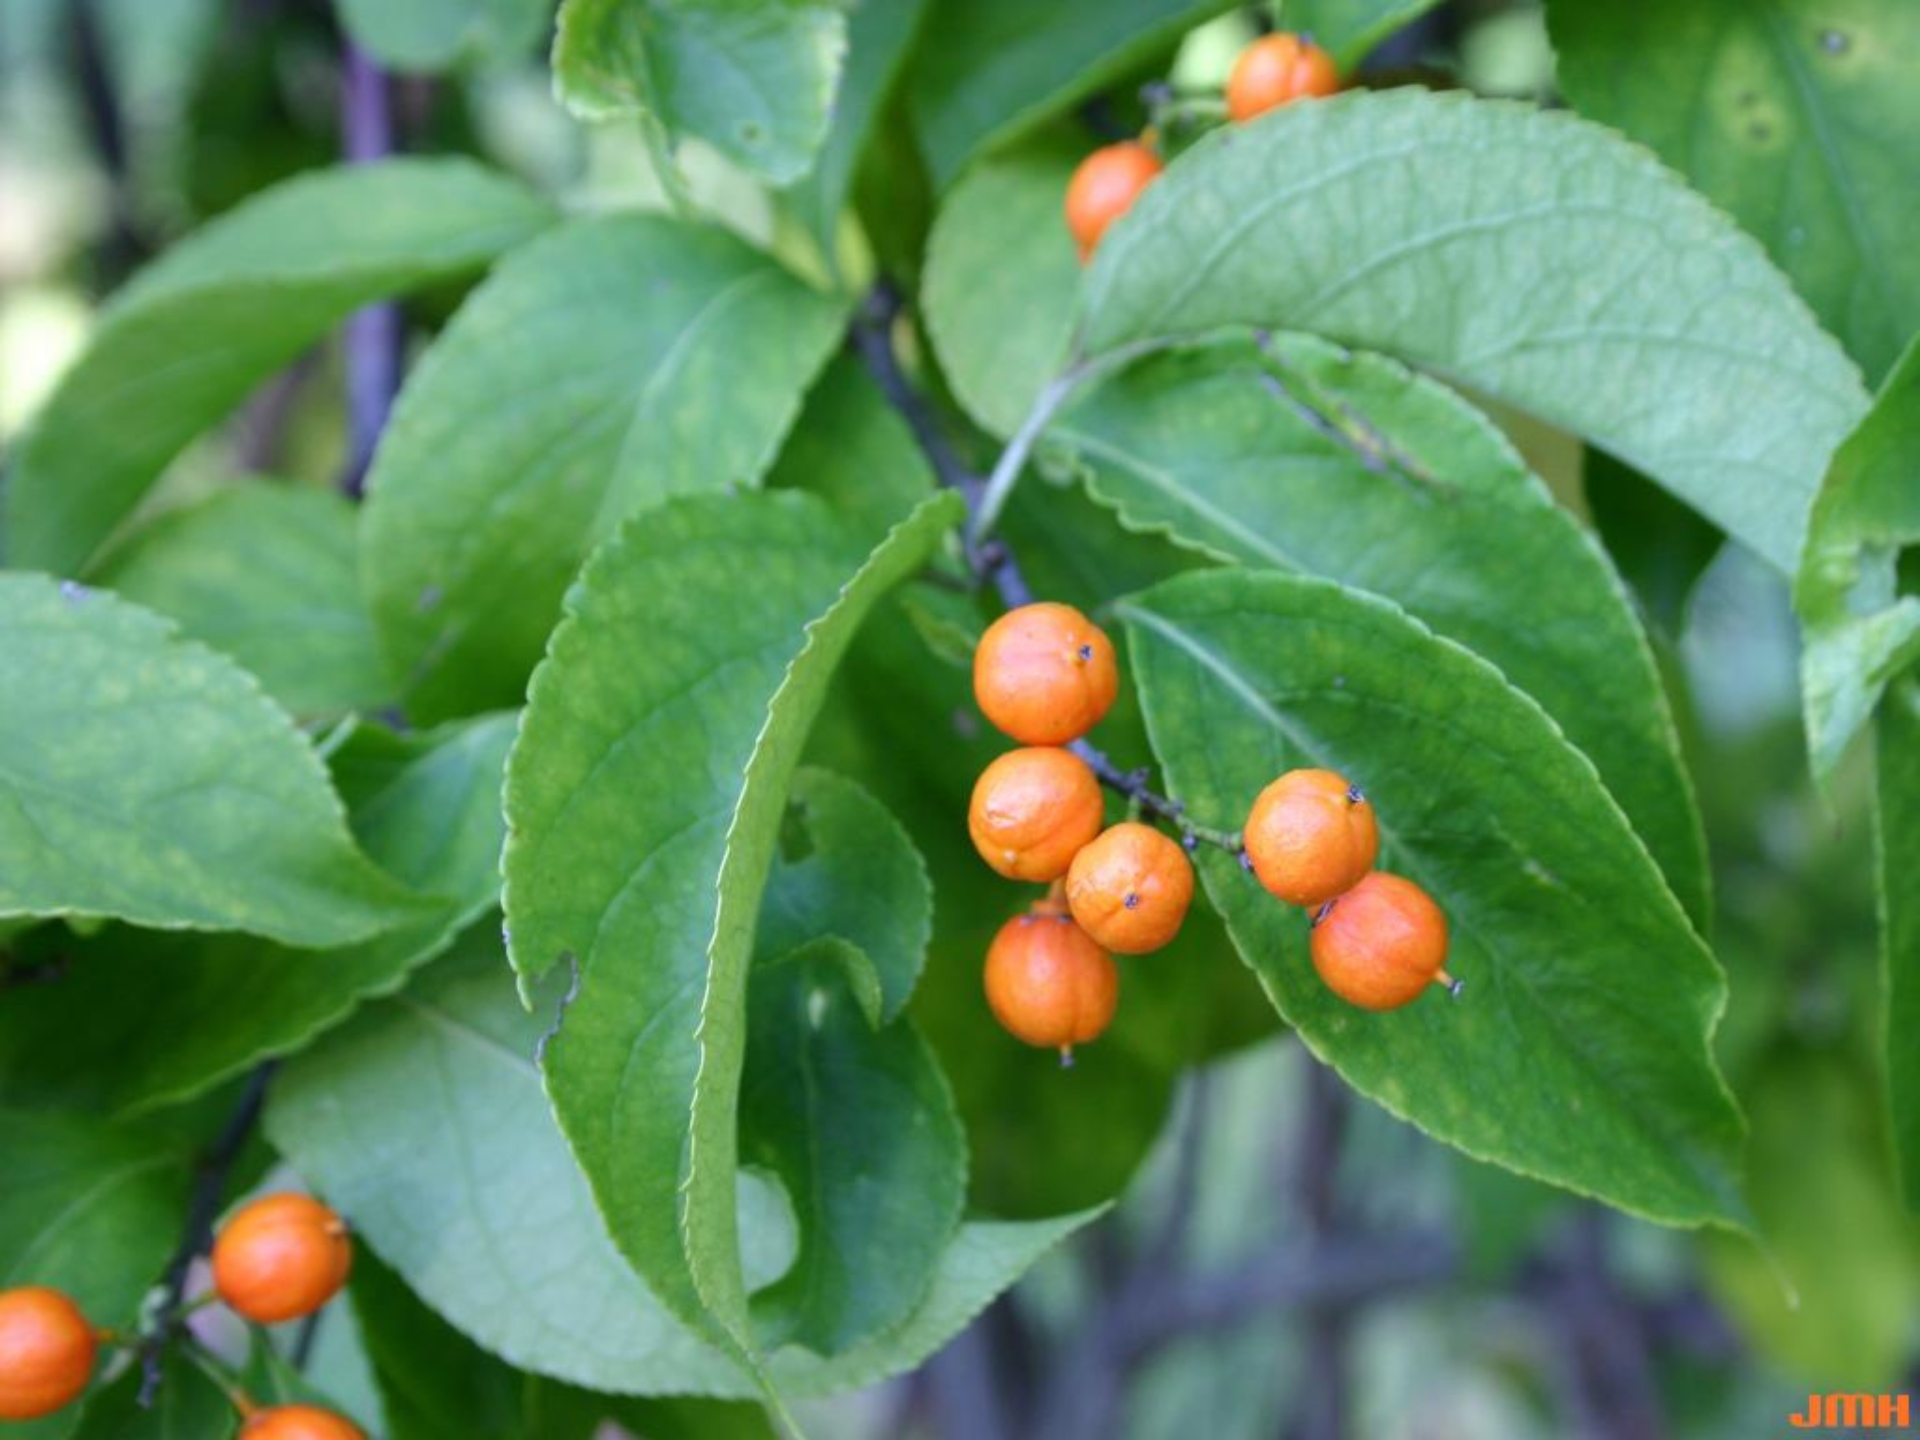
[984, 909, 1119, 1059]
[1065, 822, 1194, 954]
[973, 601, 1120, 745]
[0, 1287, 96, 1420]
[1243, 768, 1379, 907]
[968, 747, 1105, 882]
[240, 1405, 366, 1440]
[1063, 142, 1163, 261]
[1226, 32, 1340, 122]
[212, 1194, 352, 1325]
[1310, 871, 1454, 1011]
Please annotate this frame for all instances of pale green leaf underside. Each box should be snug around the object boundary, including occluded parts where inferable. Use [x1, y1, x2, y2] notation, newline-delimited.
[1050, 330, 1709, 928]
[0, 574, 425, 948]
[1879, 678, 1920, 1207]
[361, 213, 847, 722]
[1123, 569, 1747, 1226]
[7, 159, 552, 577]
[552, 0, 847, 184]
[1078, 88, 1869, 573]
[266, 940, 1098, 1397]
[907, 0, 1234, 189]
[100, 485, 391, 720]
[1550, 0, 1920, 384]
[1796, 333, 1920, 783]
[0, 714, 514, 1118]
[337, 0, 550, 71]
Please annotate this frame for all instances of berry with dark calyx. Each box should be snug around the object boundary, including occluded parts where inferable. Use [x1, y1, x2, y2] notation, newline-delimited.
[240, 1405, 366, 1440]
[212, 1193, 352, 1325]
[1310, 871, 1455, 1011]
[968, 747, 1106, 882]
[973, 601, 1120, 746]
[1243, 768, 1379, 907]
[1225, 32, 1339, 122]
[1063, 142, 1164, 261]
[0, 1287, 96, 1420]
[1065, 821, 1195, 954]
[984, 906, 1120, 1062]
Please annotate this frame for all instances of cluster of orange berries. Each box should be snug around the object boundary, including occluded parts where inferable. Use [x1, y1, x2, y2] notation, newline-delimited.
[967, 602, 1181, 1062]
[966, 603, 1457, 1059]
[1064, 31, 1340, 259]
[0, 1193, 362, 1438]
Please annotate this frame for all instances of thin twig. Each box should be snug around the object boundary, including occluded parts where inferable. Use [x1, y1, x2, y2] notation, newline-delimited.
[139, 1065, 275, 1407]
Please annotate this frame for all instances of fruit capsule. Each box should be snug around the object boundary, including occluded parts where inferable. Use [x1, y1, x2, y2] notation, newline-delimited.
[1065, 821, 1195, 954]
[1243, 768, 1379, 907]
[1063, 141, 1164, 260]
[968, 747, 1105, 882]
[973, 601, 1120, 746]
[241, 1405, 366, 1440]
[984, 908, 1119, 1061]
[212, 1193, 352, 1325]
[1309, 871, 1455, 1011]
[1225, 32, 1339, 123]
[0, 1287, 96, 1420]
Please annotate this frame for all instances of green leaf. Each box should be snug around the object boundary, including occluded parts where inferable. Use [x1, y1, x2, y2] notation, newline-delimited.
[0, 714, 513, 1116]
[361, 214, 847, 721]
[757, 767, 932, 1020]
[504, 488, 962, 1355]
[1703, 1048, 1917, 1388]
[350, 1248, 776, 1440]
[906, 0, 1234, 189]
[67, 1353, 237, 1440]
[1550, 0, 1920, 383]
[266, 935, 1099, 1397]
[1047, 330, 1709, 927]
[1076, 88, 1869, 573]
[98, 485, 389, 721]
[1881, 677, 1920, 1206]
[743, 941, 964, 1354]
[336, 0, 550, 72]
[781, 0, 928, 270]
[1281, 0, 1444, 71]
[6, 159, 552, 577]
[0, 575, 425, 947]
[552, 0, 847, 185]
[1122, 569, 1747, 1225]
[1795, 333, 1920, 783]
[0, 1109, 189, 1328]
[923, 134, 1081, 437]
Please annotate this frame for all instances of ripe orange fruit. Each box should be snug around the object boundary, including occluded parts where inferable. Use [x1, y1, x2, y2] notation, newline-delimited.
[984, 908, 1119, 1060]
[1225, 32, 1340, 122]
[0, 1287, 96, 1420]
[240, 1405, 366, 1440]
[212, 1194, 352, 1324]
[968, 747, 1106, 882]
[1243, 768, 1379, 907]
[1065, 822, 1194, 954]
[1309, 871, 1455, 1011]
[973, 601, 1120, 746]
[1063, 142, 1164, 260]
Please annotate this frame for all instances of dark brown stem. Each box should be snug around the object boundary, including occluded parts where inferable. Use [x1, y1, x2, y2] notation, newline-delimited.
[338, 41, 402, 497]
[139, 1064, 274, 1407]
